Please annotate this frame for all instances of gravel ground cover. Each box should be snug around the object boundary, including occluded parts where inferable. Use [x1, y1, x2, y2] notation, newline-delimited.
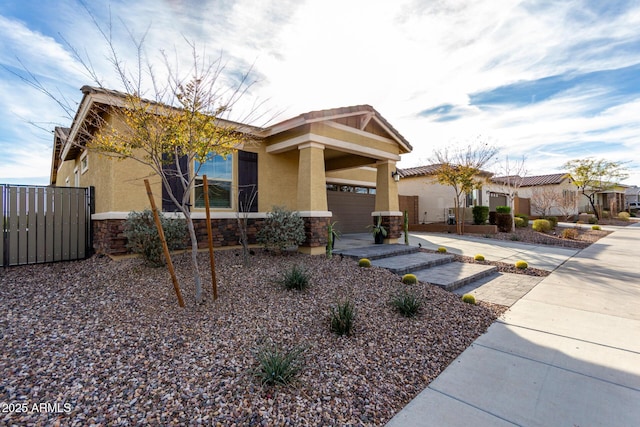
[469, 224, 614, 249]
[1, 250, 504, 426]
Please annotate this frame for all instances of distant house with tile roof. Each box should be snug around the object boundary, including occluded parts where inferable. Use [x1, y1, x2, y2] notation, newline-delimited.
[488, 173, 578, 218]
[397, 166, 580, 223]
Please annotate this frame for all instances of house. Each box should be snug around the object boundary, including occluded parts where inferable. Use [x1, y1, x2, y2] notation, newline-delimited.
[397, 165, 492, 224]
[397, 167, 580, 223]
[51, 86, 412, 255]
[488, 173, 578, 218]
[582, 183, 628, 215]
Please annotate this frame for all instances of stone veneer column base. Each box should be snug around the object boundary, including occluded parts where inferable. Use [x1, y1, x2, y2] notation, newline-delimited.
[299, 216, 331, 255]
[373, 214, 403, 244]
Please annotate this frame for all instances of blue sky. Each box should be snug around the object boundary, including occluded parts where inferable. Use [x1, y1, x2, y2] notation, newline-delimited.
[1, 0, 639, 185]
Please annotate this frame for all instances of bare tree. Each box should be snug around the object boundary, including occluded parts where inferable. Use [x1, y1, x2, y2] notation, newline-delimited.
[556, 188, 578, 221]
[431, 138, 498, 235]
[493, 155, 527, 230]
[530, 186, 560, 218]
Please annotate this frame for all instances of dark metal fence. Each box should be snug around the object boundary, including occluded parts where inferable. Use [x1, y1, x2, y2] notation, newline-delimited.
[1, 184, 92, 266]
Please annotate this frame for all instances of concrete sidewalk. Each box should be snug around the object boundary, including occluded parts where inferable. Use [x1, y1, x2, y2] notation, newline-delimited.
[387, 223, 640, 426]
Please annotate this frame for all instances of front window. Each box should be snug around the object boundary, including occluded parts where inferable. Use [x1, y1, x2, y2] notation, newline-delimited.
[195, 154, 233, 208]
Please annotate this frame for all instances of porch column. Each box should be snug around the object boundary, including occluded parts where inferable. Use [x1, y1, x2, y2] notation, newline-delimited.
[373, 160, 402, 244]
[297, 142, 331, 255]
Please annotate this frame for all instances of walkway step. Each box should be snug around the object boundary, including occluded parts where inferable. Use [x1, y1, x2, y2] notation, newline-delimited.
[413, 262, 498, 291]
[337, 244, 419, 260]
[371, 252, 454, 275]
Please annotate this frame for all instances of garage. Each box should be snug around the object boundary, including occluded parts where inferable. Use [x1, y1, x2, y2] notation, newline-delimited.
[327, 189, 375, 234]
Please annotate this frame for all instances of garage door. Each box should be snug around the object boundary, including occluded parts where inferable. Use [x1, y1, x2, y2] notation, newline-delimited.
[327, 191, 375, 233]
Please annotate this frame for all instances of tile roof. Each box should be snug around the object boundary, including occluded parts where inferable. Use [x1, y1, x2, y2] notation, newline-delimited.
[491, 173, 570, 187]
[397, 164, 443, 178]
[397, 164, 493, 178]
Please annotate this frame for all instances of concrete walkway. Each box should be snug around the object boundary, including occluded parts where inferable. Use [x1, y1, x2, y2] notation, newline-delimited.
[386, 223, 640, 426]
[338, 232, 578, 307]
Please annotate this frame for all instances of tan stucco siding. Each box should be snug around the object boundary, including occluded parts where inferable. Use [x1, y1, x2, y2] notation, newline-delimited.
[326, 167, 377, 185]
[265, 124, 311, 146]
[399, 176, 457, 223]
[259, 149, 299, 211]
[311, 122, 400, 158]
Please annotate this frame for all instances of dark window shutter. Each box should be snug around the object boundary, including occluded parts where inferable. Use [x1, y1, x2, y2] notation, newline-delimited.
[162, 154, 189, 212]
[238, 150, 258, 212]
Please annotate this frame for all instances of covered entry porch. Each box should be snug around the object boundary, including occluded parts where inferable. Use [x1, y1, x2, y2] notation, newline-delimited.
[263, 105, 412, 254]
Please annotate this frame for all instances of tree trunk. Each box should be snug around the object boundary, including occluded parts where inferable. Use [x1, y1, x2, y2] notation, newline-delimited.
[184, 210, 203, 304]
[586, 192, 600, 220]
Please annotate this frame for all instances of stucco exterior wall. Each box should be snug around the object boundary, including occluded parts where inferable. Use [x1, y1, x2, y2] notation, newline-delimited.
[398, 175, 458, 223]
[326, 167, 377, 186]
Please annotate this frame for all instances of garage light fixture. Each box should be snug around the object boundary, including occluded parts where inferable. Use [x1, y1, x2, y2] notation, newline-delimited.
[391, 170, 400, 182]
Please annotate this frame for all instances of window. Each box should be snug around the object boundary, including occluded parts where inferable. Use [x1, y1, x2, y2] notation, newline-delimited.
[194, 154, 233, 208]
[80, 152, 89, 174]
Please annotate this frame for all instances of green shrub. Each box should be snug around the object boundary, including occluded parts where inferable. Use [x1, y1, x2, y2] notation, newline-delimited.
[390, 290, 422, 317]
[510, 234, 521, 241]
[515, 213, 529, 223]
[330, 300, 356, 336]
[472, 206, 490, 225]
[543, 216, 558, 227]
[461, 294, 476, 304]
[280, 265, 310, 291]
[123, 209, 187, 267]
[515, 260, 528, 269]
[588, 216, 598, 224]
[495, 206, 511, 214]
[561, 228, 578, 240]
[253, 340, 304, 386]
[474, 254, 485, 261]
[514, 217, 527, 228]
[358, 258, 372, 267]
[592, 225, 601, 230]
[532, 219, 552, 233]
[618, 212, 630, 221]
[402, 274, 418, 285]
[257, 206, 306, 252]
[496, 213, 512, 232]
[437, 246, 447, 253]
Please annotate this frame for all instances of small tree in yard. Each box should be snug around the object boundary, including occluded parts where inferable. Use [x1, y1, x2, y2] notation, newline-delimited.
[563, 158, 628, 220]
[11, 11, 262, 305]
[431, 139, 498, 235]
[530, 186, 560, 218]
[493, 155, 527, 231]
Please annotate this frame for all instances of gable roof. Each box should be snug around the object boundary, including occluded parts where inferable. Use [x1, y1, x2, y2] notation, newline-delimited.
[57, 86, 412, 165]
[491, 173, 571, 187]
[264, 105, 412, 153]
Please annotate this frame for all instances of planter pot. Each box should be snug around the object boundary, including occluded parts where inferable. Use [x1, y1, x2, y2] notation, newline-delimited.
[374, 233, 384, 244]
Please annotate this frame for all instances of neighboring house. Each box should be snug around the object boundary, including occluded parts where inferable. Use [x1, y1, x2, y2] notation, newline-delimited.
[488, 173, 579, 218]
[581, 183, 629, 215]
[397, 168, 580, 223]
[51, 86, 412, 255]
[397, 165, 492, 224]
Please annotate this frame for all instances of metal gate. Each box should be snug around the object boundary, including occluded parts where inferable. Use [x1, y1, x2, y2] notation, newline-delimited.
[1, 184, 93, 267]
